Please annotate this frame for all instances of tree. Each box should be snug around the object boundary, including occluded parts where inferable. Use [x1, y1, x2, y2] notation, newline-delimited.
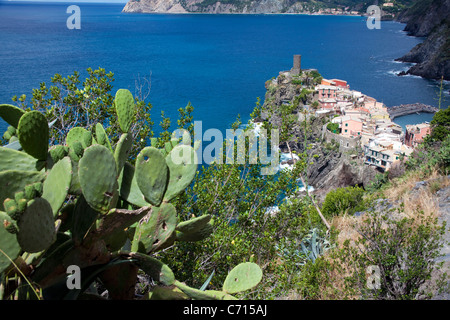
[428, 106, 450, 142]
[8, 68, 154, 159]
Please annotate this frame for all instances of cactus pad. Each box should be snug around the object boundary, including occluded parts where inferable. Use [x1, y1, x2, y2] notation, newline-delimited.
[222, 262, 262, 294]
[114, 89, 135, 133]
[176, 214, 211, 234]
[164, 144, 197, 202]
[114, 133, 133, 174]
[117, 162, 150, 207]
[135, 147, 169, 206]
[66, 127, 91, 150]
[0, 147, 43, 172]
[0, 211, 21, 273]
[95, 123, 112, 151]
[0, 104, 25, 128]
[78, 145, 118, 213]
[127, 252, 175, 286]
[42, 156, 72, 216]
[17, 110, 49, 160]
[17, 197, 56, 253]
[132, 203, 177, 253]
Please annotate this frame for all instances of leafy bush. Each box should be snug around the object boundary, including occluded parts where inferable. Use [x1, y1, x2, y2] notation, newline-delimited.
[321, 186, 365, 218]
[338, 209, 447, 300]
[326, 122, 339, 133]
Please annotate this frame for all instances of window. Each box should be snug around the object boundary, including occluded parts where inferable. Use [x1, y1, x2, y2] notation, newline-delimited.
[345, 129, 348, 133]
[345, 123, 348, 127]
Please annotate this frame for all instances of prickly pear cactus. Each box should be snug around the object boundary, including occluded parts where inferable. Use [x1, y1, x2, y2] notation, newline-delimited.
[135, 147, 168, 206]
[17, 110, 49, 160]
[95, 123, 112, 151]
[78, 144, 118, 214]
[222, 262, 263, 294]
[42, 156, 72, 216]
[164, 144, 198, 202]
[132, 203, 177, 253]
[0, 88, 263, 300]
[0, 211, 21, 273]
[114, 89, 135, 133]
[17, 197, 56, 253]
[0, 104, 25, 128]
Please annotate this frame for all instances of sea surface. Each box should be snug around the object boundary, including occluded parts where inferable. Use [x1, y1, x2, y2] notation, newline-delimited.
[0, 1, 448, 135]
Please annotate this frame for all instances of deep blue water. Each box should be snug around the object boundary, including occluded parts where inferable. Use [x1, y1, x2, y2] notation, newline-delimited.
[0, 1, 448, 135]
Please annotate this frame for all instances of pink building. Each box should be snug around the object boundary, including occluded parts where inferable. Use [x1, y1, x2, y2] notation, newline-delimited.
[341, 116, 363, 136]
[405, 123, 431, 148]
[316, 85, 337, 100]
[319, 98, 337, 109]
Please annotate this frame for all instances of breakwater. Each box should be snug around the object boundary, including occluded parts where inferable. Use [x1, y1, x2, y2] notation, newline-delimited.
[388, 103, 439, 120]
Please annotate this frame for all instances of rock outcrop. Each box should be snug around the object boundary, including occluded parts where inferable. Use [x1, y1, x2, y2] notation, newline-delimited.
[122, 0, 364, 14]
[396, 0, 450, 80]
[259, 69, 378, 202]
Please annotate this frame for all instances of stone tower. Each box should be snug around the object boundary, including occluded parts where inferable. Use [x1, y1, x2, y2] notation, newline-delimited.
[292, 54, 301, 75]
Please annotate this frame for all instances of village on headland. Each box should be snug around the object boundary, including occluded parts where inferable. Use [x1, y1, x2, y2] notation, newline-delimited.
[255, 54, 439, 174]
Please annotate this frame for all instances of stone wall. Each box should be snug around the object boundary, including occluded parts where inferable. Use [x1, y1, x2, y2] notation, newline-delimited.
[324, 129, 361, 152]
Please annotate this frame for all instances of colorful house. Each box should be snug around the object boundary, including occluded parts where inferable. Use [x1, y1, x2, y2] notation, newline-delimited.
[405, 123, 431, 148]
[341, 116, 363, 136]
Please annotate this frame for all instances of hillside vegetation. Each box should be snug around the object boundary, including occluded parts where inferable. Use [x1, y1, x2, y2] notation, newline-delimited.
[0, 69, 449, 300]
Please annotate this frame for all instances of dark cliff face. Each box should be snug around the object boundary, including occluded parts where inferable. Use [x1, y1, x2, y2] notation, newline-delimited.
[396, 0, 450, 80]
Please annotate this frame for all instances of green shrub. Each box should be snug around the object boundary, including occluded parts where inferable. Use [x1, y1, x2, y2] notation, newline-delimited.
[338, 209, 447, 300]
[326, 122, 339, 134]
[321, 186, 365, 218]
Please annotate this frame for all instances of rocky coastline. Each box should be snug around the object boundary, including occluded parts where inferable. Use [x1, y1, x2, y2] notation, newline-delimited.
[258, 68, 378, 204]
[122, 0, 364, 15]
[395, 0, 450, 81]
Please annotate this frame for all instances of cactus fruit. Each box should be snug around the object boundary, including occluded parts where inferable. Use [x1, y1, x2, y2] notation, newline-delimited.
[135, 147, 169, 206]
[42, 157, 72, 216]
[132, 203, 177, 254]
[3, 218, 18, 234]
[3, 126, 17, 141]
[3, 198, 19, 221]
[163, 144, 198, 202]
[222, 262, 262, 294]
[78, 145, 118, 214]
[17, 197, 56, 253]
[0, 170, 45, 211]
[17, 111, 49, 160]
[0, 211, 21, 273]
[48, 145, 69, 164]
[114, 89, 135, 133]
[0, 104, 25, 128]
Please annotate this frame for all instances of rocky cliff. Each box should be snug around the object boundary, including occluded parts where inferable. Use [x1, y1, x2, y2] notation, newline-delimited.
[259, 69, 377, 202]
[122, 0, 370, 14]
[396, 0, 450, 80]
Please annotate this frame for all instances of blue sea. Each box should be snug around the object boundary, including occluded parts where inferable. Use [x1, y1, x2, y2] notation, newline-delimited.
[0, 1, 448, 135]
